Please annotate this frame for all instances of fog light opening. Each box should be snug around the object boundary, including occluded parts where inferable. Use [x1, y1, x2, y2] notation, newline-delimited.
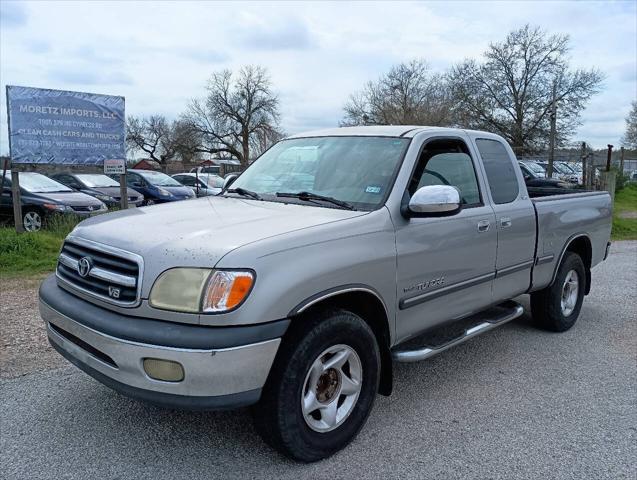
[142, 358, 185, 382]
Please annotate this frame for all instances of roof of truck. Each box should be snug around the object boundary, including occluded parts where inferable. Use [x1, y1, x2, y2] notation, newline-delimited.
[286, 125, 504, 140]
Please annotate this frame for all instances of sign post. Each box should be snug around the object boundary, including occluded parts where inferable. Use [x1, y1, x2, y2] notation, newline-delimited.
[103, 158, 128, 209]
[6, 85, 126, 231]
[10, 170, 24, 232]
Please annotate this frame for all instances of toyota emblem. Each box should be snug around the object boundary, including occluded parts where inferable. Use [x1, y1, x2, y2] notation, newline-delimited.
[77, 257, 92, 277]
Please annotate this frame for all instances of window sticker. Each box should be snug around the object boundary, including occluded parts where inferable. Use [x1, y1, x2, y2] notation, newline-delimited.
[365, 185, 382, 194]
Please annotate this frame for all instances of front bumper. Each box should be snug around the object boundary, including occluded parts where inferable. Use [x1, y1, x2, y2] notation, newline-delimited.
[39, 275, 287, 410]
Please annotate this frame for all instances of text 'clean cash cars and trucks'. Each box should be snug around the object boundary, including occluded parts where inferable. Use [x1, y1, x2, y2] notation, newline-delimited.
[39, 126, 612, 462]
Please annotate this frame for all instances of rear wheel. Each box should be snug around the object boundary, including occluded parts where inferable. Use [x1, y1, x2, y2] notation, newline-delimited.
[253, 309, 380, 462]
[531, 252, 586, 332]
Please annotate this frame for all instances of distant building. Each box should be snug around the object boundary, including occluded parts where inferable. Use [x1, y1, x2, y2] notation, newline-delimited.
[131, 159, 161, 170]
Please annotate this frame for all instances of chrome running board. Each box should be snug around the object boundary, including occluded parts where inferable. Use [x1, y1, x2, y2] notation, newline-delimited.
[392, 300, 524, 363]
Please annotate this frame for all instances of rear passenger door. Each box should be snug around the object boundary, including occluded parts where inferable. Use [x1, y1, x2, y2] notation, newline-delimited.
[472, 137, 536, 302]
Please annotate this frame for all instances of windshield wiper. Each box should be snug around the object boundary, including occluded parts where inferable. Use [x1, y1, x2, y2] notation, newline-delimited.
[226, 187, 262, 200]
[275, 191, 355, 210]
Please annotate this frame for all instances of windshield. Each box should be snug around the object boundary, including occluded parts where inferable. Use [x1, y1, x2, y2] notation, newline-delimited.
[136, 171, 182, 186]
[202, 175, 223, 188]
[14, 172, 73, 193]
[557, 162, 576, 173]
[230, 136, 410, 210]
[525, 162, 545, 174]
[552, 163, 570, 174]
[77, 174, 119, 188]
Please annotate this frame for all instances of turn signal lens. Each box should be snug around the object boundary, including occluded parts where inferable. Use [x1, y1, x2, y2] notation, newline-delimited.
[202, 271, 254, 312]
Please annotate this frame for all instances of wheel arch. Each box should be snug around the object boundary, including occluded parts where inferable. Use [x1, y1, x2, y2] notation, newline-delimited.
[552, 234, 592, 295]
[289, 286, 394, 396]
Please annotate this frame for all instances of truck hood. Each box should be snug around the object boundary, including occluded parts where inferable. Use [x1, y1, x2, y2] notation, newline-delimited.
[71, 196, 366, 286]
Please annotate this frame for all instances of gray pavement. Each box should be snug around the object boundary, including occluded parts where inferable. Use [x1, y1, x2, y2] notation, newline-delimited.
[1, 242, 635, 479]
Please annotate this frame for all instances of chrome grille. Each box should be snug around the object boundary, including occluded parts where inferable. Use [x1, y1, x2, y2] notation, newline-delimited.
[56, 237, 142, 306]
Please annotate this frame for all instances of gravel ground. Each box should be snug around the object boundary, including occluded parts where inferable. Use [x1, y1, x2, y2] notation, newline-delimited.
[0, 275, 66, 379]
[1, 242, 635, 479]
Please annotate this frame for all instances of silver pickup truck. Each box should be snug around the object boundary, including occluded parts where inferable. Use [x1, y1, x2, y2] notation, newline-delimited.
[39, 126, 612, 462]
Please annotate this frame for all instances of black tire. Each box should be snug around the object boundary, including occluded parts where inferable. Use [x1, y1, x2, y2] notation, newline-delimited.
[253, 309, 380, 462]
[531, 252, 586, 332]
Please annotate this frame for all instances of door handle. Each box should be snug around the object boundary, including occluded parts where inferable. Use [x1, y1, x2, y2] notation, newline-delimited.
[477, 220, 490, 232]
[500, 217, 512, 228]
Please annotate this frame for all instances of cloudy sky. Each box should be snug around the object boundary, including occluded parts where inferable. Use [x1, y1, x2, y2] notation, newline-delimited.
[0, 0, 635, 154]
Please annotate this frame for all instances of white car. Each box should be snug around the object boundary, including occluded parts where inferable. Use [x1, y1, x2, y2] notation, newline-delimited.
[172, 173, 224, 197]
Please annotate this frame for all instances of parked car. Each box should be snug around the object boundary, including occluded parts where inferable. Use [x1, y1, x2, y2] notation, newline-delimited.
[172, 173, 224, 197]
[116, 169, 195, 205]
[1, 172, 106, 231]
[537, 161, 579, 184]
[40, 126, 611, 462]
[555, 161, 582, 184]
[518, 161, 575, 195]
[190, 165, 221, 176]
[51, 173, 144, 207]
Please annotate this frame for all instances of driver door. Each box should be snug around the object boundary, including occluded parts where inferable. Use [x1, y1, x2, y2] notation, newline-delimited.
[394, 136, 497, 342]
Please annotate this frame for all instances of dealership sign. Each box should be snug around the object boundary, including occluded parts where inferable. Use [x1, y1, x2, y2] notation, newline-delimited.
[6, 85, 125, 165]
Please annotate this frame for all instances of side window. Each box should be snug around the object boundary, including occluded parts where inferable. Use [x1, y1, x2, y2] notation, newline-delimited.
[475, 139, 519, 204]
[409, 139, 481, 207]
[178, 176, 195, 186]
[127, 174, 141, 187]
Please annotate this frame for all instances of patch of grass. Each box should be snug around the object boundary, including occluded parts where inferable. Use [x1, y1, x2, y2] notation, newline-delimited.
[0, 214, 81, 278]
[612, 183, 637, 240]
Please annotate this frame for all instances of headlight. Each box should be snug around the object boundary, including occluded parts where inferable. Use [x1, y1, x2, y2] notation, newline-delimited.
[95, 194, 113, 201]
[43, 203, 70, 212]
[158, 187, 171, 196]
[149, 268, 254, 313]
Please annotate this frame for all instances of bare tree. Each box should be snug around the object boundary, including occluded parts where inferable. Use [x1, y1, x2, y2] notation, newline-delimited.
[622, 101, 637, 150]
[342, 60, 453, 126]
[184, 65, 280, 167]
[449, 25, 604, 154]
[126, 115, 195, 171]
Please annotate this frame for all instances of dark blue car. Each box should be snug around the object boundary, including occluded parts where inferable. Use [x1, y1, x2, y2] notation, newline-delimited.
[122, 169, 195, 205]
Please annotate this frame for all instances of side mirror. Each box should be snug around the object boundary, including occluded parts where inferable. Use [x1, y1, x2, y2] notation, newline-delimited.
[404, 185, 461, 218]
[222, 173, 240, 191]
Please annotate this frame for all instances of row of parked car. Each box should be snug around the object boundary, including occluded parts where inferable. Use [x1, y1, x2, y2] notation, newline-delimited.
[0, 169, 226, 231]
[518, 160, 584, 186]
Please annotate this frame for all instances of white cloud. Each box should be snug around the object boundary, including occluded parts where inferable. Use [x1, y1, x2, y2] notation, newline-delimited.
[0, 0, 635, 153]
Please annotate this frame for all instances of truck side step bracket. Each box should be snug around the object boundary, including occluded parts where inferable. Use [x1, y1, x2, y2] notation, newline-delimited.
[391, 300, 524, 363]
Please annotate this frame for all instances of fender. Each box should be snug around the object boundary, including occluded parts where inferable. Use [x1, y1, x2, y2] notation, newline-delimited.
[550, 233, 592, 294]
[288, 283, 389, 318]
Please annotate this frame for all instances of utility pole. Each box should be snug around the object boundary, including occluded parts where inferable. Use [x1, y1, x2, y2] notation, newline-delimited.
[620, 146, 625, 175]
[581, 142, 587, 187]
[547, 81, 557, 178]
[606, 144, 613, 172]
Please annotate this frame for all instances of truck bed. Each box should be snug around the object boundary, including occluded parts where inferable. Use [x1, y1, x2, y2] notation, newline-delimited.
[530, 190, 612, 292]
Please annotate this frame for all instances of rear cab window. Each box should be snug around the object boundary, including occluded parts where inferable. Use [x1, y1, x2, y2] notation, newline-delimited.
[474, 139, 519, 204]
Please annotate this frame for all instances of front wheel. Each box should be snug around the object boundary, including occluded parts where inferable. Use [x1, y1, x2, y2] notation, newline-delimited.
[253, 309, 380, 462]
[23, 209, 43, 232]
